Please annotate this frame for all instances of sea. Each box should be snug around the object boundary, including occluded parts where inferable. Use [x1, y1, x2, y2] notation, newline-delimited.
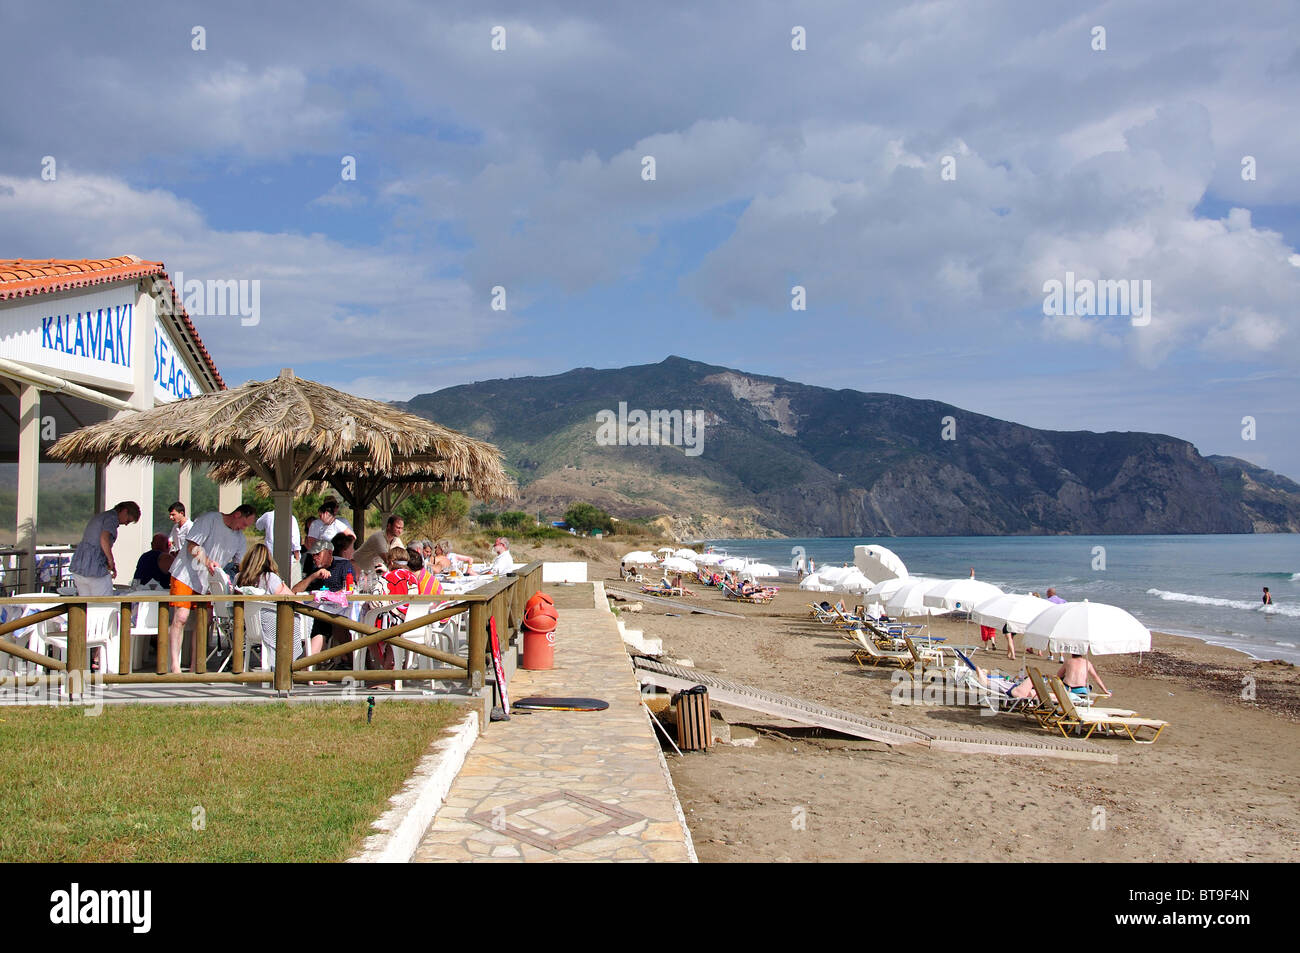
[701, 534, 1300, 665]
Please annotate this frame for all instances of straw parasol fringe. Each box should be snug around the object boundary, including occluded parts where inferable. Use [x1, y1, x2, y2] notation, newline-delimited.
[49, 368, 514, 502]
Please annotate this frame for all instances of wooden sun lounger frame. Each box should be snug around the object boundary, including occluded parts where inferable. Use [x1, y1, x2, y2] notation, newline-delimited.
[1048, 675, 1169, 743]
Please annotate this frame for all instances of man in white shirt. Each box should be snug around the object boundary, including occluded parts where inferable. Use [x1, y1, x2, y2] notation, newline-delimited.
[166, 501, 193, 555]
[305, 499, 352, 549]
[489, 536, 516, 575]
[167, 504, 258, 673]
[256, 509, 302, 581]
[353, 515, 405, 574]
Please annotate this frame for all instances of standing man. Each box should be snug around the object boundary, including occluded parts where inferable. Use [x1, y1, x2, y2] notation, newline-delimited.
[69, 501, 141, 596]
[166, 501, 193, 555]
[256, 508, 302, 583]
[353, 515, 405, 575]
[167, 504, 258, 673]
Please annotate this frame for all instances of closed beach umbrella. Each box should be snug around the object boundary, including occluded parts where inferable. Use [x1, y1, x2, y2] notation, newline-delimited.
[885, 579, 948, 617]
[866, 577, 908, 602]
[972, 592, 1052, 634]
[854, 545, 909, 582]
[622, 551, 658, 565]
[660, 556, 698, 573]
[1022, 601, 1151, 656]
[923, 578, 1004, 612]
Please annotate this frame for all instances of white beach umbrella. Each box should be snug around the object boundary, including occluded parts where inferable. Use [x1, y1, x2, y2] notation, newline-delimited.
[655, 547, 676, 555]
[720, 557, 748, 571]
[746, 562, 781, 578]
[866, 577, 908, 602]
[854, 545, 909, 582]
[1021, 601, 1151, 656]
[694, 552, 725, 565]
[972, 593, 1053, 634]
[660, 556, 698, 573]
[923, 578, 1004, 612]
[622, 551, 658, 565]
[674, 548, 699, 560]
[816, 565, 855, 584]
[799, 572, 833, 592]
[828, 567, 875, 593]
[885, 579, 948, 617]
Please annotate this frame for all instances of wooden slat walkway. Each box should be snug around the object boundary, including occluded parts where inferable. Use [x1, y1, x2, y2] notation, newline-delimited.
[634, 658, 1118, 764]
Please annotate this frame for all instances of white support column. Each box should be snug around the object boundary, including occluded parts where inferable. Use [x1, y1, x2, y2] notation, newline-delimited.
[178, 462, 192, 514]
[103, 458, 152, 584]
[103, 282, 160, 583]
[271, 490, 294, 579]
[16, 384, 40, 589]
[218, 482, 242, 514]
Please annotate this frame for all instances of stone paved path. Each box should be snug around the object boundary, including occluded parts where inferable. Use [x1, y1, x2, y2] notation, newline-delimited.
[413, 584, 695, 862]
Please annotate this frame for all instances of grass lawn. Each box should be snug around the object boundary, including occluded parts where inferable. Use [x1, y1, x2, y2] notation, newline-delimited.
[0, 700, 466, 862]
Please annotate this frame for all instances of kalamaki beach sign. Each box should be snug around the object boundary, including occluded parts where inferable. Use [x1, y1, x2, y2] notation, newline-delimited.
[0, 284, 198, 402]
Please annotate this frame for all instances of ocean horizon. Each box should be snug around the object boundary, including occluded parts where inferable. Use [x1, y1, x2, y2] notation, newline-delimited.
[702, 534, 1299, 665]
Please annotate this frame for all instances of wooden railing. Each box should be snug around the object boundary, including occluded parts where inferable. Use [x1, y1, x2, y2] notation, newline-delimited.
[0, 561, 544, 696]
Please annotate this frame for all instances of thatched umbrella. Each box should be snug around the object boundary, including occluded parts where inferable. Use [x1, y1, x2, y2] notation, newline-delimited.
[49, 368, 513, 574]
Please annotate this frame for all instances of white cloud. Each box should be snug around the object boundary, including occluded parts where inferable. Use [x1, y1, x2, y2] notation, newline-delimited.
[0, 171, 506, 379]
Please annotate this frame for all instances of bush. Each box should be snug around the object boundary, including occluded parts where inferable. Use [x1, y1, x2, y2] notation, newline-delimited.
[397, 491, 470, 540]
[498, 511, 531, 531]
[564, 502, 614, 535]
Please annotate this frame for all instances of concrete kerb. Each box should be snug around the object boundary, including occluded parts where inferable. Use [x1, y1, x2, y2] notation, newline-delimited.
[349, 708, 480, 863]
[592, 579, 698, 863]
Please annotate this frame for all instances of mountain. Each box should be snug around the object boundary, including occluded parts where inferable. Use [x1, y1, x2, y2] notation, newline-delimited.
[1206, 456, 1300, 533]
[399, 356, 1300, 537]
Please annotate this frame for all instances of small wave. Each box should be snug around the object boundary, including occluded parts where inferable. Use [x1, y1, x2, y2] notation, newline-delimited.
[1146, 588, 1300, 618]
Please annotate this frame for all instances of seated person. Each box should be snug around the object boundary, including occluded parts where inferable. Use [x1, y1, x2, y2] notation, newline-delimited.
[409, 550, 443, 598]
[371, 546, 418, 671]
[132, 533, 174, 588]
[292, 540, 357, 662]
[236, 543, 323, 662]
[1056, 654, 1109, 696]
[974, 667, 1037, 699]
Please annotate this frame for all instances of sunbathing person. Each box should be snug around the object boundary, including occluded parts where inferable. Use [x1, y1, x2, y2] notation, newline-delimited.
[974, 667, 1036, 699]
[1057, 654, 1110, 696]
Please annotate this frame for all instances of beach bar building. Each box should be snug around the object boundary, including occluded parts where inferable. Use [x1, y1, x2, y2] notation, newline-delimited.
[0, 256, 232, 589]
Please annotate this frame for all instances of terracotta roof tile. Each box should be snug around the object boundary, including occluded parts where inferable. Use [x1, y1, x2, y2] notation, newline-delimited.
[0, 256, 226, 390]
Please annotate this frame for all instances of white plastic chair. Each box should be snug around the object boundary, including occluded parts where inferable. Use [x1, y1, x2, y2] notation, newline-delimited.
[0, 597, 50, 675]
[42, 607, 121, 674]
[237, 587, 312, 674]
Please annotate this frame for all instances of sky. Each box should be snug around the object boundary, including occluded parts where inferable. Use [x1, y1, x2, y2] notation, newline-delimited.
[2, 1, 1298, 476]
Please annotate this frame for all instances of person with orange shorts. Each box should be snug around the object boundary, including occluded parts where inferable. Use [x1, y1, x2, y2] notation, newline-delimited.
[166, 505, 257, 673]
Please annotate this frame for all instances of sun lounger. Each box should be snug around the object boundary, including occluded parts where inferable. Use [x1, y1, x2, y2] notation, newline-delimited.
[641, 583, 689, 598]
[846, 628, 912, 669]
[1025, 667, 1136, 727]
[904, 636, 955, 673]
[1047, 675, 1169, 743]
[723, 583, 773, 604]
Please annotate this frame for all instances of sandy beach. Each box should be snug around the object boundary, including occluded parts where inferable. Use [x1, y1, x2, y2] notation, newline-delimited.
[518, 538, 1300, 863]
